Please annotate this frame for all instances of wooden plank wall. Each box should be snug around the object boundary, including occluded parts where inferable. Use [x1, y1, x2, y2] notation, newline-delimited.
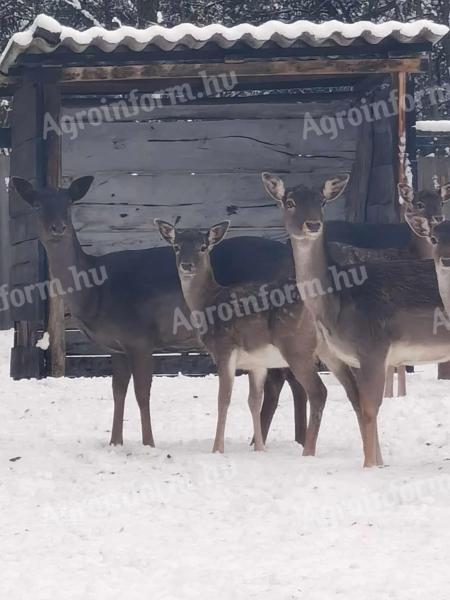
[62, 100, 357, 255]
[0, 154, 11, 330]
[58, 98, 359, 375]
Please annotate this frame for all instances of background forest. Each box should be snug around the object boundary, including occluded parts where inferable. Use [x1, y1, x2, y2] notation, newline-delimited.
[0, 1, 450, 118]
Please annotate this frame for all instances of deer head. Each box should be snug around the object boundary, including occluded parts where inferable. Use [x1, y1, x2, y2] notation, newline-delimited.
[155, 220, 230, 279]
[399, 182, 449, 231]
[261, 172, 349, 239]
[12, 177, 94, 244]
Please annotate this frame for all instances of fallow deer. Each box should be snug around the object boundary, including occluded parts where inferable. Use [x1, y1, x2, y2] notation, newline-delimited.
[432, 221, 450, 317]
[407, 218, 450, 319]
[155, 218, 368, 456]
[262, 172, 450, 468]
[12, 177, 306, 447]
[261, 182, 449, 436]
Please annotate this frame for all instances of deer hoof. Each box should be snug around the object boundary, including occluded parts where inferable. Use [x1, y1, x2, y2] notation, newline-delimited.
[109, 438, 123, 446]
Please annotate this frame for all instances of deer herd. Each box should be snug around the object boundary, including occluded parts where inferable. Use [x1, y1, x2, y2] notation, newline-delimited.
[12, 172, 450, 468]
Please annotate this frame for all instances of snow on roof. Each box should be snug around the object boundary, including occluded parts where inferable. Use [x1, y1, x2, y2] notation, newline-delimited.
[416, 120, 450, 133]
[0, 14, 448, 74]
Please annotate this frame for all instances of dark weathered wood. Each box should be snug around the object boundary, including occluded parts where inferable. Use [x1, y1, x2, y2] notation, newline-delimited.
[62, 99, 354, 122]
[61, 58, 426, 83]
[9, 79, 46, 379]
[77, 226, 289, 256]
[0, 128, 11, 149]
[61, 99, 356, 255]
[18, 41, 432, 67]
[366, 83, 397, 223]
[0, 155, 11, 330]
[62, 117, 355, 175]
[65, 353, 216, 378]
[44, 82, 66, 377]
[346, 109, 373, 221]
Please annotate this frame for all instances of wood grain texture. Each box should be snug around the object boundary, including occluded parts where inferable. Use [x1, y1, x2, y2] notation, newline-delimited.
[61, 58, 425, 83]
[62, 100, 356, 254]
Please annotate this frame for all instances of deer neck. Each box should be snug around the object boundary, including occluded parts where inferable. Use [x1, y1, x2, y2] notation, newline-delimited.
[179, 262, 220, 313]
[409, 230, 434, 259]
[41, 227, 99, 319]
[291, 232, 340, 325]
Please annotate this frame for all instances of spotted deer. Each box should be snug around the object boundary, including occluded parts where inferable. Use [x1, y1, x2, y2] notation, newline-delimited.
[155, 218, 364, 455]
[262, 172, 450, 467]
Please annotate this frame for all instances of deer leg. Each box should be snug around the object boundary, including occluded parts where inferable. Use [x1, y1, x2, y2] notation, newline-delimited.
[110, 353, 132, 446]
[130, 351, 155, 447]
[397, 366, 407, 397]
[259, 369, 285, 444]
[212, 353, 236, 454]
[330, 360, 383, 466]
[248, 368, 267, 452]
[285, 369, 308, 446]
[282, 355, 326, 457]
[384, 366, 394, 398]
[355, 364, 386, 468]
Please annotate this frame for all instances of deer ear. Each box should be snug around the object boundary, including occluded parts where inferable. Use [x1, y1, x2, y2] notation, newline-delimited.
[68, 176, 94, 202]
[440, 183, 450, 203]
[12, 177, 36, 207]
[207, 221, 230, 247]
[405, 213, 431, 238]
[322, 174, 350, 203]
[261, 172, 285, 205]
[154, 219, 176, 245]
[398, 182, 414, 206]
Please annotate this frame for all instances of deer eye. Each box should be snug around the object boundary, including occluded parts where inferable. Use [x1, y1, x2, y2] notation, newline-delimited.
[200, 244, 208, 252]
[285, 199, 295, 209]
[415, 201, 425, 209]
[173, 244, 181, 252]
[430, 236, 438, 245]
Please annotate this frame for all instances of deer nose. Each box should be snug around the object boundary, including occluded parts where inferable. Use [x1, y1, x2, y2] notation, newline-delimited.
[305, 221, 322, 234]
[50, 224, 66, 236]
[433, 215, 445, 224]
[180, 262, 194, 273]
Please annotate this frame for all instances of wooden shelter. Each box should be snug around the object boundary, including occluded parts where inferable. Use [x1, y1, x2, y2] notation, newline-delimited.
[0, 16, 447, 379]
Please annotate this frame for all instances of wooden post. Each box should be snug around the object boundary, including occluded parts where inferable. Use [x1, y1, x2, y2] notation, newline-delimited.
[9, 79, 47, 379]
[43, 82, 66, 377]
[396, 71, 407, 397]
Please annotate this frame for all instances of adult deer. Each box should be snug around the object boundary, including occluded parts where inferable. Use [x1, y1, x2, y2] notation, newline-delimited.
[408, 218, 450, 318]
[262, 172, 450, 468]
[12, 176, 309, 447]
[433, 221, 450, 317]
[155, 218, 363, 454]
[260, 182, 450, 437]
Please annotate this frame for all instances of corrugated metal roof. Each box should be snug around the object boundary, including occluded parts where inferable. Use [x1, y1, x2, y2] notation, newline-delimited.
[1, 14, 448, 74]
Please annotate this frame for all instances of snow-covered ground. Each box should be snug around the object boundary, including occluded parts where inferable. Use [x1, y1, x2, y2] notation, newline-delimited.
[1, 329, 450, 599]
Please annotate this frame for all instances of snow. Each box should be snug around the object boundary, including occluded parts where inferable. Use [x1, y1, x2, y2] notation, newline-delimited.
[1, 15, 448, 74]
[1, 329, 450, 598]
[416, 120, 450, 133]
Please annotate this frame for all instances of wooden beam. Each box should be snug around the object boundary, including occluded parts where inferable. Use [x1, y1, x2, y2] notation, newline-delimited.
[9, 80, 46, 379]
[43, 82, 66, 377]
[61, 57, 426, 83]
